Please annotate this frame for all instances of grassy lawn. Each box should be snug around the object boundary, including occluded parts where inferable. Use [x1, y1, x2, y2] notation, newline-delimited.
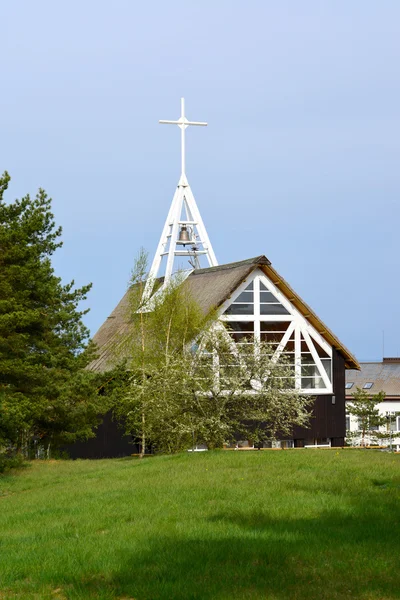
[0, 450, 399, 600]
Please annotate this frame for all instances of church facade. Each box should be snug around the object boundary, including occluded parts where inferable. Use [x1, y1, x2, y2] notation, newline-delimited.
[88, 254, 359, 451]
[75, 99, 359, 457]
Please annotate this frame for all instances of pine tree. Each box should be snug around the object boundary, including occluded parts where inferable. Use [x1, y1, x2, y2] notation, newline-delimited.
[346, 387, 389, 447]
[0, 172, 106, 456]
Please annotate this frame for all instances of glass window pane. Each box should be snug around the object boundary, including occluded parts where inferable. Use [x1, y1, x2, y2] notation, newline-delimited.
[260, 304, 290, 315]
[260, 333, 284, 343]
[260, 321, 292, 331]
[234, 291, 254, 303]
[225, 303, 254, 315]
[230, 332, 254, 342]
[301, 364, 320, 378]
[301, 353, 314, 364]
[311, 338, 330, 359]
[260, 291, 279, 303]
[321, 358, 332, 381]
[244, 281, 253, 290]
[225, 322, 254, 332]
[301, 376, 326, 390]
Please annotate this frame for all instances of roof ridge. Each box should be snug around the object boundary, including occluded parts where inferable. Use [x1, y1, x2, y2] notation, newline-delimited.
[191, 255, 271, 275]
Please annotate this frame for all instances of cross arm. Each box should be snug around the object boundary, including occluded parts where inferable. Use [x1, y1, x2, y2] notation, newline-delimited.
[186, 121, 207, 126]
[159, 120, 207, 126]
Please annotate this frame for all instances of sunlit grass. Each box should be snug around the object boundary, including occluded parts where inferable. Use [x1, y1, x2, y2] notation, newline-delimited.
[0, 450, 399, 599]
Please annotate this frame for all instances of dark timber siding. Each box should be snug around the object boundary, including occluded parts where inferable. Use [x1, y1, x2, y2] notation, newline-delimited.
[293, 349, 346, 445]
[65, 412, 134, 459]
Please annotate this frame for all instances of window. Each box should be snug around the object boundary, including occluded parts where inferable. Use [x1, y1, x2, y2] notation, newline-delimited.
[345, 416, 350, 431]
[225, 321, 254, 343]
[221, 275, 333, 394]
[259, 282, 290, 315]
[300, 332, 329, 389]
[345, 382, 354, 389]
[225, 282, 254, 315]
[363, 382, 373, 389]
[357, 418, 379, 432]
[280, 440, 294, 449]
[389, 416, 400, 432]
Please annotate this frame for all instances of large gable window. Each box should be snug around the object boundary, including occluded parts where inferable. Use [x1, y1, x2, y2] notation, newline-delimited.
[220, 272, 333, 394]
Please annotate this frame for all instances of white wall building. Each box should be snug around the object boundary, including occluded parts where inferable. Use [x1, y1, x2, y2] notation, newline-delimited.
[345, 358, 400, 451]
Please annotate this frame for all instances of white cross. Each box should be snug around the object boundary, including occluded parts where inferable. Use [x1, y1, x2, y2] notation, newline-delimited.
[159, 97, 207, 182]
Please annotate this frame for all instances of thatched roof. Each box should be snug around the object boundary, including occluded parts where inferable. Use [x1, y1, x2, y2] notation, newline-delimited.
[89, 255, 359, 373]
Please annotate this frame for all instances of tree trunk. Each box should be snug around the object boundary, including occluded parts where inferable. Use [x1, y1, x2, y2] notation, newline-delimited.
[140, 412, 145, 458]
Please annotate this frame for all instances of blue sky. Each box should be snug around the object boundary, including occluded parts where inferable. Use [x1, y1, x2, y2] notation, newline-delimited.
[1, 1, 399, 362]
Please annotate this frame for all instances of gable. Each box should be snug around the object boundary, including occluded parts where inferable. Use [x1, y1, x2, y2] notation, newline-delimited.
[219, 269, 334, 394]
[186, 257, 358, 371]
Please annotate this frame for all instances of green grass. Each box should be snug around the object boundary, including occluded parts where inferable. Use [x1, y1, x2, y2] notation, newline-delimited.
[0, 450, 399, 600]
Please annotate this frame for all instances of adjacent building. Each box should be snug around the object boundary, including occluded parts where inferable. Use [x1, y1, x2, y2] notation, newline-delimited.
[345, 358, 400, 450]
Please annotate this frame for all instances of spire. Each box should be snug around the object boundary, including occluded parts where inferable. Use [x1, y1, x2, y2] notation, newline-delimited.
[144, 98, 218, 300]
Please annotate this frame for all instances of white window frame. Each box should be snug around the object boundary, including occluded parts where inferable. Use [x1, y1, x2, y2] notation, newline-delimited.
[218, 268, 333, 395]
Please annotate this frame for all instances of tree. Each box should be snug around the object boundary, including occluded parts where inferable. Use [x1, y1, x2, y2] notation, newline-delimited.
[177, 329, 313, 450]
[113, 251, 312, 454]
[0, 172, 106, 456]
[346, 387, 389, 447]
[113, 249, 212, 456]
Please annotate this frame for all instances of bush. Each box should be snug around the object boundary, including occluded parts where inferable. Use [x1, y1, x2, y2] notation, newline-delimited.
[0, 453, 27, 474]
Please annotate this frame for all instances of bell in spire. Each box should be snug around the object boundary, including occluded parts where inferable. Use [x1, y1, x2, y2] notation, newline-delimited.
[177, 224, 192, 246]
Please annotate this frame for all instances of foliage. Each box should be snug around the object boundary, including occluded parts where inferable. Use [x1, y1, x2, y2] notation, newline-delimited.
[113, 248, 213, 455]
[113, 250, 312, 453]
[0, 451, 26, 474]
[346, 387, 391, 446]
[185, 331, 312, 449]
[0, 171, 106, 456]
[0, 451, 399, 599]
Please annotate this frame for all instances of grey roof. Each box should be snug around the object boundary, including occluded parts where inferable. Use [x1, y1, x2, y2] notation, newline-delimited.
[346, 360, 400, 397]
[89, 255, 359, 373]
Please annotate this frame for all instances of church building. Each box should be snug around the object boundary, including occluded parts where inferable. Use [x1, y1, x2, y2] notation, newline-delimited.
[84, 99, 359, 456]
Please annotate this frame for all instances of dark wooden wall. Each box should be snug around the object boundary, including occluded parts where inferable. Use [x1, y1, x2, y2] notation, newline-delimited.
[293, 349, 346, 446]
[65, 411, 135, 459]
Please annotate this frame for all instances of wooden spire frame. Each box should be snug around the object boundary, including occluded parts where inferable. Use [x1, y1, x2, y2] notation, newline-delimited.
[144, 98, 218, 300]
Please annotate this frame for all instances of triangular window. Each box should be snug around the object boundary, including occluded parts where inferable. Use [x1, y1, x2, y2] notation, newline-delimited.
[300, 333, 327, 389]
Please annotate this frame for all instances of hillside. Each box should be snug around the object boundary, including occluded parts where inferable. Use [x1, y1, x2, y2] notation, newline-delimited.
[0, 450, 399, 600]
